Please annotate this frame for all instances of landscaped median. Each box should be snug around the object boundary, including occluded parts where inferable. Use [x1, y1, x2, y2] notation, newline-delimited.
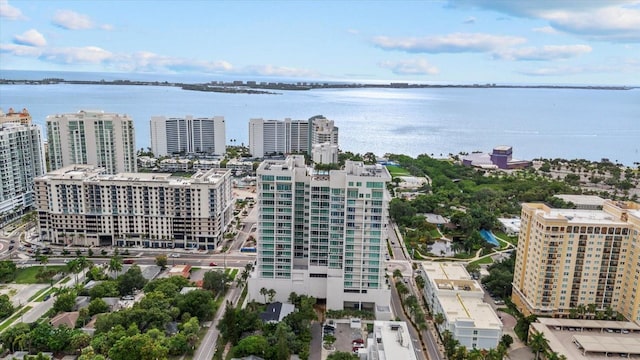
[0, 305, 32, 333]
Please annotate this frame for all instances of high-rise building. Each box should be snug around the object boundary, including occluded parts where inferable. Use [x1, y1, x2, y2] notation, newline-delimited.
[248, 115, 339, 158]
[248, 118, 309, 158]
[35, 165, 234, 249]
[248, 155, 392, 317]
[512, 201, 640, 324]
[0, 121, 45, 226]
[308, 115, 338, 154]
[0, 107, 32, 125]
[46, 110, 136, 174]
[150, 115, 226, 156]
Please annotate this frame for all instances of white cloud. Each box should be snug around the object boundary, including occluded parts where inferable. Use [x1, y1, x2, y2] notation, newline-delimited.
[372, 33, 526, 53]
[0, 0, 25, 20]
[379, 58, 439, 75]
[463, 16, 476, 24]
[532, 26, 558, 34]
[13, 29, 47, 47]
[0, 43, 42, 56]
[52, 9, 93, 30]
[41, 46, 114, 64]
[543, 6, 640, 42]
[347, 29, 360, 35]
[494, 44, 592, 61]
[0, 42, 318, 77]
[451, 0, 640, 42]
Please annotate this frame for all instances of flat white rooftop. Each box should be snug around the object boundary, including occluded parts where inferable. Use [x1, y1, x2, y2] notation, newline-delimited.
[540, 208, 625, 225]
[370, 321, 417, 360]
[554, 194, 605, 207]
[439, 294, 502, 330]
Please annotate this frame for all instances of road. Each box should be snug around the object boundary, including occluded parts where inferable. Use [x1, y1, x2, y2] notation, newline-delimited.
[391, 279, 427, 360]
[193, 281, 245, 360]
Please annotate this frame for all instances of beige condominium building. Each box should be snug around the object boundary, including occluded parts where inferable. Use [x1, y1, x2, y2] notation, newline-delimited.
[35, 165, 233, 249]
[248, 155, 392, 317]
[46, 110, 136, 174]
[512, 201, 640, 324]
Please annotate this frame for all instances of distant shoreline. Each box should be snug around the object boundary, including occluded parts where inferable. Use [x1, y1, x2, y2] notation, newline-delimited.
[0, 77, 634, 93]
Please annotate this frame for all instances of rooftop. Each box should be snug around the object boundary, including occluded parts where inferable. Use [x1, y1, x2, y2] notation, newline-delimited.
[554, 194, 606, 207]
[369, 321, 417, 360]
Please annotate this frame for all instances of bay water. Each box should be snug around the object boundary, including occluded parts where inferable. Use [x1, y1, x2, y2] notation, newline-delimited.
[1, 71, 638, 165]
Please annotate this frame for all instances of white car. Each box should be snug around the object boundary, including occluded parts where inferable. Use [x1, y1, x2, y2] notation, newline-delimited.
[170, 253, 180, 258]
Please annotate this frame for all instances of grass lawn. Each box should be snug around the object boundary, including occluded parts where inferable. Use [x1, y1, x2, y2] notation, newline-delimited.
[0, 306, 32, 333]
[229, 268, 238, 279]
[469, 256, 494, 266]
[494, 231, 518, 245]
[386, 165, 410, 177]
[14, 266, 66, 284]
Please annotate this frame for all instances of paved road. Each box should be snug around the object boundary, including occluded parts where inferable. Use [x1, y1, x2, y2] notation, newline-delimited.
[193, 282, 245, 360]
[309, 322, 322, 360]
[391, 280, 427, 360]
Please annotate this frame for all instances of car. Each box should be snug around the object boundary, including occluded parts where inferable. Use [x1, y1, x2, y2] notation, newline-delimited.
[63, 259, 70, 263]
[9, 240, 15, 243]
[209, 262, 218, 266]
[622, 329, 629, 334]
[43, 294, 51, 301]
[121, 295, 135, 300]
[170, 253, 180, 258]
[8, 245, 13, 250]
[123, 259, 134, 264]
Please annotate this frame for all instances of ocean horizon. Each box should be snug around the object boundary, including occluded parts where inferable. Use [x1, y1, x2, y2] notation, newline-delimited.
[1, 70, 639, 166]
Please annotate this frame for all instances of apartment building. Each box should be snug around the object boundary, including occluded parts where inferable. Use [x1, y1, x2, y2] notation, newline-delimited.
[512, 201, 640, 324]
[0, 107, 32, 125]
[35, 165, 233, 249]
[0, 122, 45, 226]
[248, 155, 391, 316]
[248, 115, 338, 158]
[420, 262, 503, 349]
[46, 110, 136, 174]
[150, 115, 226, 156]
[362, 321, 418, 360]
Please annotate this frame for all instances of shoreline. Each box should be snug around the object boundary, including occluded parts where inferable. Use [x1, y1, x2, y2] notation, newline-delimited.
[0, 77, 635, 92]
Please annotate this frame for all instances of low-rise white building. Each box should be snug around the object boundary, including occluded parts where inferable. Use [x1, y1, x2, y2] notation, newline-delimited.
[497, 218, 521, 236]
[419, 262, 502, 350]
[361, 321, 418, 360]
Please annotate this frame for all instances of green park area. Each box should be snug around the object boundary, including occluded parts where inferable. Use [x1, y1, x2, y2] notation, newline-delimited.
[14, 266, 66, 284]
[386, 165, 410, 177]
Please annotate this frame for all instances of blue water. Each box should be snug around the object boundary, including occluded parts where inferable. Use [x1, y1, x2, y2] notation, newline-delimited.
[1, 70, 639, 165]
[479, 229, 500, 247]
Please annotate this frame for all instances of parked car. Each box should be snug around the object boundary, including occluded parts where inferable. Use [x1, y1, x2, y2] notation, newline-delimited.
[209, 262, 218, 266]
[170, 253, 180, 258]
[123, 259, 134, 264]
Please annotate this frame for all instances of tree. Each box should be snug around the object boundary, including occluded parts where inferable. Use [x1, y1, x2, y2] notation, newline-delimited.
[117, 265, 147, 296]
[154, 255, 167, 269]
[500, 334, 513, 349]
[88, 298, 110, 316]
[53, 290, 77, 313]
[67, 259, 82, 285]
[108, 333, 168, 360]
[529, 331, 548, 360]
[326, 352, 358, 360]
[232, 334, 269, 358]
[108, 257, 123, 278]
[202, 270, 229, 296]
[260, 287, 268, 303]
[70, 332, 92, 353]
[177, 289, 215, 321]
[0, 294, 15, 319]
[0, 260, 18, 282]
[267, 288, 276, 302]
[434, 313, 445, 327]
[89, 280, 119, 299]
[393, 269, 403, 279]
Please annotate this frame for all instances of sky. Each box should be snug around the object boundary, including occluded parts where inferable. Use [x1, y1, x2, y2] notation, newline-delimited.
[1, 0, 639, 85]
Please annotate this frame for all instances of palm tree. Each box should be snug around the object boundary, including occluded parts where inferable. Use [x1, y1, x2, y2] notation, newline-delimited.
[546, 351, 567, 360]
[434, 312, 445, 328]
[260, 287, 268, 303]
[267, 288, 276, 302]
[529, 332, 548, 360]
[393, 269, 403, 279]
[66, 259, 81, 285]
[108, 257, 123, 278]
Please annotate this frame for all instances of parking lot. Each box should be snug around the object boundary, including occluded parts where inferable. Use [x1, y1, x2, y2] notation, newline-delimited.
[325, 322, 365, 356]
